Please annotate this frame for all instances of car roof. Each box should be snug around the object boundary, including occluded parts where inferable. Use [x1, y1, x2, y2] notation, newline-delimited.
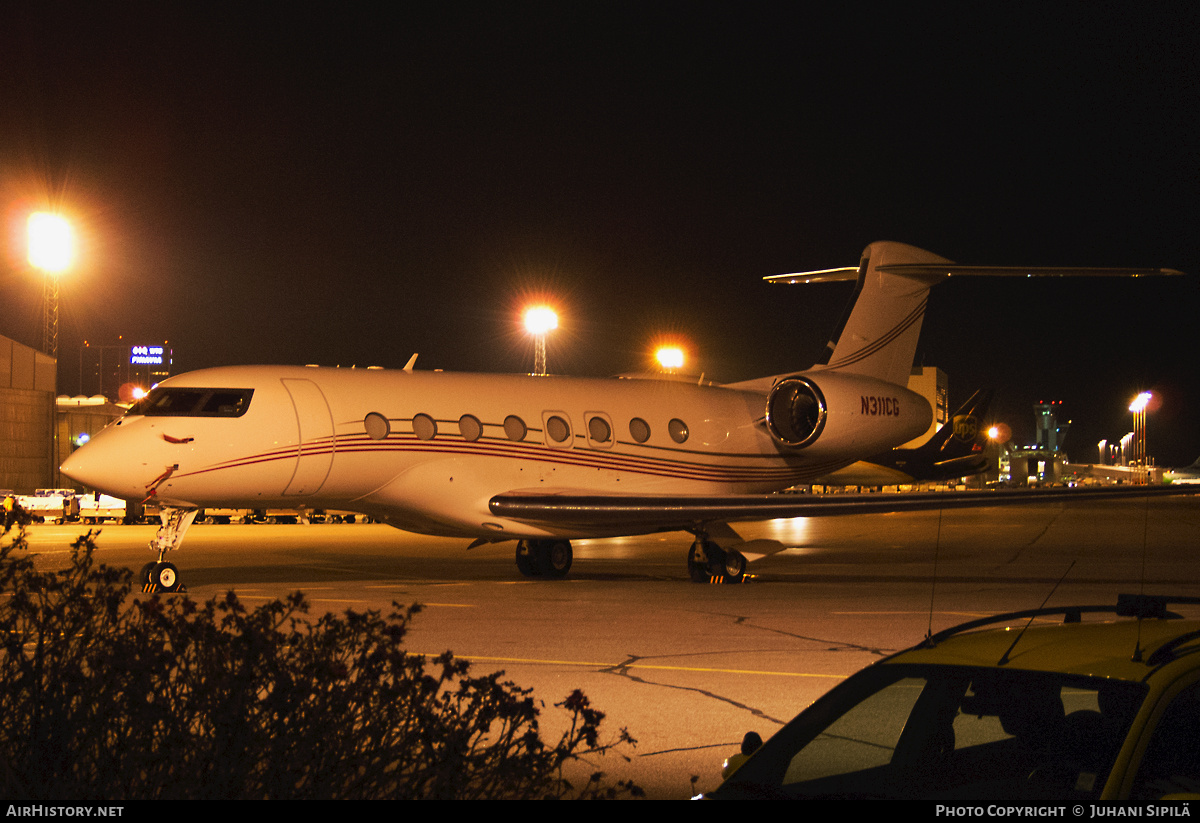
[893, 616, 1200, 682]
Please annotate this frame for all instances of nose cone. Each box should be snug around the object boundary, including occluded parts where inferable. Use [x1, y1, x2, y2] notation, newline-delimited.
[61, 428, 144, 499]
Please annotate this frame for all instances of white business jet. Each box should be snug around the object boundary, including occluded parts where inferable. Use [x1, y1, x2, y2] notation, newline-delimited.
[59, 241, 1186, 591]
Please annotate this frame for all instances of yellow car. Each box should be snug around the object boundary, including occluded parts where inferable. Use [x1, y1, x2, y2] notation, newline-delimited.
[708, 594, 1200, 800]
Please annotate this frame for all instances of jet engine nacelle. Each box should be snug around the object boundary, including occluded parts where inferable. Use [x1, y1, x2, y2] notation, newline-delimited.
[764, 372, 932, 457]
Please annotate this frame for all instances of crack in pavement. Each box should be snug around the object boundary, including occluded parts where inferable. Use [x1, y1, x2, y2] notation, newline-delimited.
[599, 652, 790, 728]
[595, 610, 898, 742]
[1002, 507, 1066, 565]
[723, 612, 895, 658]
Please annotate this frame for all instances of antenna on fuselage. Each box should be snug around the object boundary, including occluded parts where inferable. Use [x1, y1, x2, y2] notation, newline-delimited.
[403, 353, 418, 372]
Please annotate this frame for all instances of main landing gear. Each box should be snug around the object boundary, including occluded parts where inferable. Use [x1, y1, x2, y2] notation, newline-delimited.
[687, 537, 747, 585]
[141, 506, 198, 593]
[514, 539, 573, 579]
[508, 534, 747, 584]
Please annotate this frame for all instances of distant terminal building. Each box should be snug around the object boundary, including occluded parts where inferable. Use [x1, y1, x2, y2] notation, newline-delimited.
[0, 332, 56, 492]
[79, 339, 173, 402]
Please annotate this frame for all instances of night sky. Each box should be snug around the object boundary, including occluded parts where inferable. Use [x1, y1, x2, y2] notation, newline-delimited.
[2, 4, 1197, 465]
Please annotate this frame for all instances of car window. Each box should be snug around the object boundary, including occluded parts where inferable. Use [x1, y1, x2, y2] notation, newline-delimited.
[1130, 681, 1200, 800]
[783, 676, 925, 784]
[722, 665, 1146, 800]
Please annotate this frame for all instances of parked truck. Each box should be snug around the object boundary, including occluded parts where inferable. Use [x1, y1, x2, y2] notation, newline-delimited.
[18, 489, 81, 523]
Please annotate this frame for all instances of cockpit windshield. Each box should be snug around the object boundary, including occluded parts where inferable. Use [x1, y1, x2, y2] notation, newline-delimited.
[128, 387, 254, 418]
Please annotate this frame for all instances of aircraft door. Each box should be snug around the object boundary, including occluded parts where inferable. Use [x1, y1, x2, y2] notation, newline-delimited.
[281, 378, 334, 496]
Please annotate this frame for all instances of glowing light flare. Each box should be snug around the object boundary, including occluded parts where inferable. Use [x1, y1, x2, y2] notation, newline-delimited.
[27, 212, 74, 273]
[987, 423, 1012, 444]
[1128, 391, 1161, 414]
[1128, 392, 1152, 414]
[759, 516, 815, 547]
[118, 383, 147, 404]
[655, 346, 685, 371]
[523, 306, 558, 336]
[523, 305, 558, 376]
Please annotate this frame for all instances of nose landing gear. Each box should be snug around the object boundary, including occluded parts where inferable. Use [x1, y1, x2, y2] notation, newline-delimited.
[141, 507, 197, 593]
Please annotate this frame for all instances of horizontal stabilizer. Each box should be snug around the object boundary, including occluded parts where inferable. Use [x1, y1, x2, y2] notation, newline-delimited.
[767, 263, 1184, 284]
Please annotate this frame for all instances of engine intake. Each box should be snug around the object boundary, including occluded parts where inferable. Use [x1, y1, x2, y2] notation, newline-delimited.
[765, 377, 827, 448]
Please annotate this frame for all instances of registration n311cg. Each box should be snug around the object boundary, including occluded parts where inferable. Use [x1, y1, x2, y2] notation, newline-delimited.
[60, 242, 1185, 591]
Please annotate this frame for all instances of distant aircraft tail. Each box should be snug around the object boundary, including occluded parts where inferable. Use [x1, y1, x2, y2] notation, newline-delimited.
[906, 388, 994, 479]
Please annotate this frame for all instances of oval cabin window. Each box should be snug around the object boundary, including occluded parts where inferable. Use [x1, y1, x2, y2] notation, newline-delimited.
[459, 414, 482, 442]
[364, 412, 390, 441]
[412, 413, 438, 441]
[587, 415, 612, 444]
[545, 415, 571, 444]
[504, 415, 527, 441]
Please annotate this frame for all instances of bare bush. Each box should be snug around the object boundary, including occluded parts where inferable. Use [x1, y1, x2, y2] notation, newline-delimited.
[0, 529, 641, 799]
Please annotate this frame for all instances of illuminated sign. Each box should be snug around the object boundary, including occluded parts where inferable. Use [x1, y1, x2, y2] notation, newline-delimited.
[130, 345, 165, 365]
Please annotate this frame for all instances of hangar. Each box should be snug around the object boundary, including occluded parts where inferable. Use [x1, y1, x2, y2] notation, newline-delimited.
[0, 332, 56, 492]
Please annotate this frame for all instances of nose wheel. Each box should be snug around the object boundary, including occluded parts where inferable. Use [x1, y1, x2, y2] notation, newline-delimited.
[141, 560, 182, 593]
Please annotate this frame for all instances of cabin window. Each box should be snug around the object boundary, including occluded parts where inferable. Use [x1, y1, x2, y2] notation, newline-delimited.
[545, 414, 571, 445]
[364, 412, 390, 440]
[503, 415, 527, 441]
[459, 414, 482, 442]
[586, 414, 612, 446]
[668, 418, 689, 444]
[629, 417, 651, 443]
[136, 388, 254, 418]
[412, 413, 438, 441]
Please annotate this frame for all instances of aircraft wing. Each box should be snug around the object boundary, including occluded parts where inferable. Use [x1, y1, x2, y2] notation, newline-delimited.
[489, 485, 1199, 534]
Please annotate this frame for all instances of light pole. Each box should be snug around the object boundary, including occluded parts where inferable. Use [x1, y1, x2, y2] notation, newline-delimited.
[523, 306, 557, 376]
[27, 212, 74, 360]
[1128, 391, 1152, 485]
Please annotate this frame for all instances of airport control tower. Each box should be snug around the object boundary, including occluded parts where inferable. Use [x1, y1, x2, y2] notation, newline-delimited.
[1034, 400, 1070, 453]
[1010, 401, 1071, 484]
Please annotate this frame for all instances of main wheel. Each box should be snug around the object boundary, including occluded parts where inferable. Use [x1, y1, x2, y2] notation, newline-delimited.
[536, 540, 572, 578]
[688, 541, 745, 583]
[515, 541, 539, 577]
[722, 549, 747, 584]
[687, 541, 712, 583]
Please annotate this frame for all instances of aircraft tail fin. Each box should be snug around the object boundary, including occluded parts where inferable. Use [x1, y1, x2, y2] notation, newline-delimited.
[767, 241, 1182, 389]
[860, 388, 993, 482]
[768, 241, 952, 387]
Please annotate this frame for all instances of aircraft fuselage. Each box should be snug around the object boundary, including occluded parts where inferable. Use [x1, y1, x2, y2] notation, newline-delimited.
[62, 364, 931, 540]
